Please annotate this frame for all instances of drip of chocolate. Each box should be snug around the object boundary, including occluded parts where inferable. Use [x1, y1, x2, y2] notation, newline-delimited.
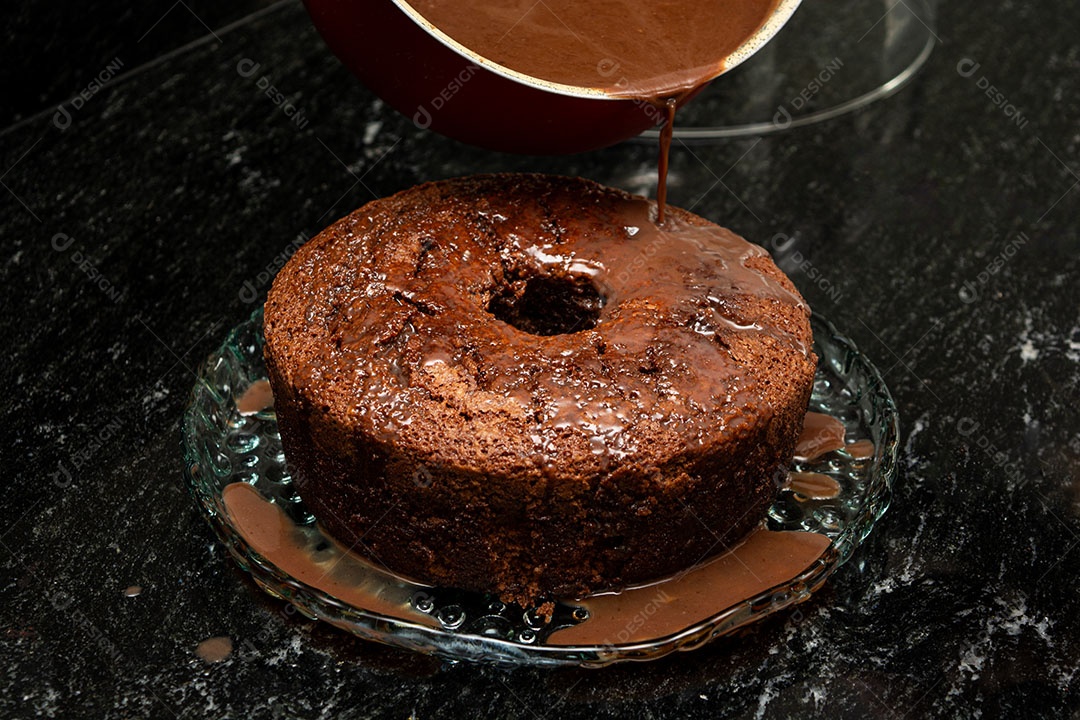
[786, 471, 841, 500]
[656, 98, 677, 223]
[195, 636, 233, 663]
[236, 379, 274, 416]
[795, 411, 847, 462]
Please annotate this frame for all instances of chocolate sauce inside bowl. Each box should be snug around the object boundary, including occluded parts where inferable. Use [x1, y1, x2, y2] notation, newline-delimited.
[406, 0, 779, 98]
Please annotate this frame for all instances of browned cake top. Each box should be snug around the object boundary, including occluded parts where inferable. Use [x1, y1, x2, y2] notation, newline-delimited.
[264, 174, 814, 477]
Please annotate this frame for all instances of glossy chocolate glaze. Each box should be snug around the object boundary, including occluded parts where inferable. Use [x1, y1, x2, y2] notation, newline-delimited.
[406, 0, 779, 98]
[275, 175, 809, 459]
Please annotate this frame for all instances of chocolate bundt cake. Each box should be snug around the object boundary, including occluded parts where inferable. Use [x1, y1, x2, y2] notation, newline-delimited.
[263, 174, 816, 605]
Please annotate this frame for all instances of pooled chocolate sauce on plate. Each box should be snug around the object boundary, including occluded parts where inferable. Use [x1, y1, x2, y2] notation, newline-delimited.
[236, 379, 274, 416]
[223, 480, 831, 644]
[548, 528, 830, 646]
[846, 438, 876, 460]
[222, 482, 441, 629]
[795, 412, 877, 464]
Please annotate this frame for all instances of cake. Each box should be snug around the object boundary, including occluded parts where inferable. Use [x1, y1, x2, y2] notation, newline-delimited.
[263, 174, 816, 605]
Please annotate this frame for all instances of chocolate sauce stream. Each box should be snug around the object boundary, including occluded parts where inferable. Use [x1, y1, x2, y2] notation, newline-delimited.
[656, 97, 677, 224]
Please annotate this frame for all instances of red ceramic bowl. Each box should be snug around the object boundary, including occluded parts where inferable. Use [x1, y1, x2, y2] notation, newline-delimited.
[302, 0, 802, 155]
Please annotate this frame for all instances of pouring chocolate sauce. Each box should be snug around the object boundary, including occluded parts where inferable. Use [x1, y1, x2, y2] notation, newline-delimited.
[408, 0, 781, 219]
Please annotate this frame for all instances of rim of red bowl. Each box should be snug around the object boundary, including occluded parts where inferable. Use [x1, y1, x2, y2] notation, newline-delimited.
[392, 0, 805, 100]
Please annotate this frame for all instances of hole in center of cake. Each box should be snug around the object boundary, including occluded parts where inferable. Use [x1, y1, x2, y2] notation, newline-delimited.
[487, 273, 605, 336]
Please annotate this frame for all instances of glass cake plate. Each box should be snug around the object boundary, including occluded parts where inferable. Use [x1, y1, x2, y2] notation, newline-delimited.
[182, 308, 898, 668]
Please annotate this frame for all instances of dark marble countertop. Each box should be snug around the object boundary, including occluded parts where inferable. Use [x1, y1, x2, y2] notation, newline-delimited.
[3, 1, 1079, 717]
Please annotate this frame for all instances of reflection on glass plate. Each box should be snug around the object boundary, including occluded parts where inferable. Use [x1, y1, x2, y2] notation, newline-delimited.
[637, 0, 937, 140]
[183, 309, 898, 667]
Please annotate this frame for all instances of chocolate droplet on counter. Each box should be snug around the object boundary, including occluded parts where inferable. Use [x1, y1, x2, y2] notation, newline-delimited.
[195, 636, 233, 663]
